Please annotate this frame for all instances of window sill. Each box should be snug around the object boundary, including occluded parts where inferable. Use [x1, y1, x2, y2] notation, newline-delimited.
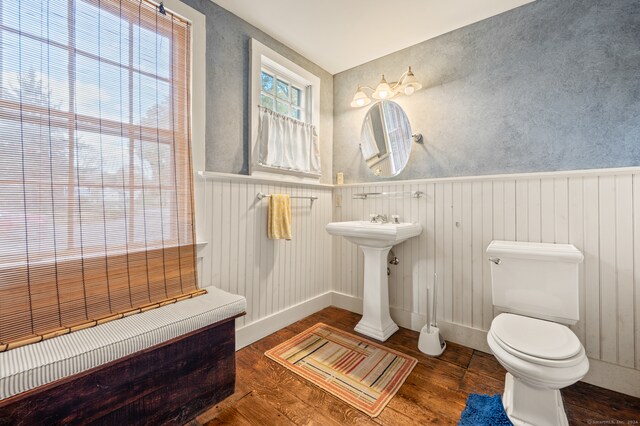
[0, 244, 197, 273]
[197, 171, 332, 189]
[254, 163, 320, 178]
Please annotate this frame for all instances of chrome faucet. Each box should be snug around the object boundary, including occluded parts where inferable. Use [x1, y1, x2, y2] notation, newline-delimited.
[370, 214, 389, 223]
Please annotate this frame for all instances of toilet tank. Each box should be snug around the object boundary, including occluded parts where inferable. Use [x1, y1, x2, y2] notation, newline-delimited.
[486, 240, 584, 325]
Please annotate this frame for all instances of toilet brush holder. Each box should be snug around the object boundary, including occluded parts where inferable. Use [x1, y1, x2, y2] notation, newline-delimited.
[418, 324, 446, 356]
[419, 276, 446, 356]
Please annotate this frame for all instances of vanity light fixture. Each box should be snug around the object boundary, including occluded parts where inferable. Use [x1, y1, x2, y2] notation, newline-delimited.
[350, 66, 422, 108]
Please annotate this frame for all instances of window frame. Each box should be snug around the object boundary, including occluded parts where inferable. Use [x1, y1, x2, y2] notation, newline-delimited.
[249, 38, 321, 181]
[159, 0, 206, 252]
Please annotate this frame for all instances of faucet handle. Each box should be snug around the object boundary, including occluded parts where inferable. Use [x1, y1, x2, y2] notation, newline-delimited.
[369, 214, 377, 223]
[391, 215, 400, 224]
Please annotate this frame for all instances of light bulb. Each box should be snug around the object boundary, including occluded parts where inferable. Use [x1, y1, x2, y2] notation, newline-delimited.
[372, 75, 395, 100]
[400, 67, 422, 96]
[350, 86, 371, 108]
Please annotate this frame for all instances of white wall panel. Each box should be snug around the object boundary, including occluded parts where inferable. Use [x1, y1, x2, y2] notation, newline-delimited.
[634, 175, 640, 370]
[198, 174, 333, 329]
[615, 175, 634, 368]
[583, 175, 601, 358]
[481, 181, 494, 330]
[333, 169, 640, 371]
[568, 178, 585, 344]
[599, 176, 617, 364]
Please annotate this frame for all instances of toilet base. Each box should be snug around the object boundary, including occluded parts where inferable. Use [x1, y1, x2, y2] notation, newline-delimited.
[502, 373, 568, 426]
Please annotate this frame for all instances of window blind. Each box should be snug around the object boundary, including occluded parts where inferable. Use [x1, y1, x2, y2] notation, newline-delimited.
[0, 0, 201, 352]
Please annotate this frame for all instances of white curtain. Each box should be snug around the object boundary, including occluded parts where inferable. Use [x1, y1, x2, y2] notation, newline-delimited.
[257, 106, 321, 174]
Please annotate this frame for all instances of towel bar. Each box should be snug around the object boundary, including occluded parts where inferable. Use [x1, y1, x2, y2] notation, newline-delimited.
[256, 192, 318, 201]
[352, 191, 424, 199]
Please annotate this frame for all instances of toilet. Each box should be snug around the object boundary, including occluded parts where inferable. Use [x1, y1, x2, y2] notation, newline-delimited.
[486, 240, 589, 426]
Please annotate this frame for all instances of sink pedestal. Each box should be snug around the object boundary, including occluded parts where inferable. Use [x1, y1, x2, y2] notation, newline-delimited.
[354, 245, 399, 341]
[325, 220, 422, 342]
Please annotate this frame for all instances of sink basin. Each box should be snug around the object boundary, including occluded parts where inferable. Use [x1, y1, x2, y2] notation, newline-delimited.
[325, 221, 422, 248]
[326, 220, 422, 341]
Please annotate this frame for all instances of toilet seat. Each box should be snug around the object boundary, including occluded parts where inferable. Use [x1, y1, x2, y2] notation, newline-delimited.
[487, 328, 589, 390]
[489, 313, 585, 368]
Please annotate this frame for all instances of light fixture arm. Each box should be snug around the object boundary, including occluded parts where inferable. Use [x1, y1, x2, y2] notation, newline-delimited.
[389, 69, 411, 91]
[357, 85, 377, 93]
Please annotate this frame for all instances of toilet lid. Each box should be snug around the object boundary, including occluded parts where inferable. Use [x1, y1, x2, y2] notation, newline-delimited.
[491, 313, 582, 360]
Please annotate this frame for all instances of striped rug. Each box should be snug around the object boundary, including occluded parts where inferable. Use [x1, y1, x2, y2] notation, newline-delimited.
[264, 323, 417, 417]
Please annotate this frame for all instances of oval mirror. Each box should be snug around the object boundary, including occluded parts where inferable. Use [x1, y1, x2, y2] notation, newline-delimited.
[359, 101, 412, 177]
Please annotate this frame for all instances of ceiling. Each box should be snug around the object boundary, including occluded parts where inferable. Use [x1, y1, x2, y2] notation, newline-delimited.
[211, 0, 534, 75]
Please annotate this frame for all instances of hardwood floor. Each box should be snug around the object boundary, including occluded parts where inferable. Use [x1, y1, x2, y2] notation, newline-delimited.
[189, 307, 640, 425]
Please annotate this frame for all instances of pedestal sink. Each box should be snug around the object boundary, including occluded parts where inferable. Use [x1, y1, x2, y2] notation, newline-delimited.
[326, 220, 422, 341]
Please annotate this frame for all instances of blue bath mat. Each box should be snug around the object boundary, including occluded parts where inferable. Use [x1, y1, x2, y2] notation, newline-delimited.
[458, 394, 513, 426]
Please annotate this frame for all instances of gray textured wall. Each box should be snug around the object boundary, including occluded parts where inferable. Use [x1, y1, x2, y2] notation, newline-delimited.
[179, 0, 333, 182]
[333, 0, 640, 183]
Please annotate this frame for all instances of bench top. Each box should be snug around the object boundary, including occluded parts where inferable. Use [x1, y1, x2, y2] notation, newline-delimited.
[0, 287, 246, 400]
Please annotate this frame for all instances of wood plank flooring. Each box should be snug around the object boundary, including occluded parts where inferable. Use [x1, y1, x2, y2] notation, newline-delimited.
[189, 307, 640, 425]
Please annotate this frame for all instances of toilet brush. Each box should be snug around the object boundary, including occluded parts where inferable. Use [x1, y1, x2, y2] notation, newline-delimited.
[418, 273, 446, 356]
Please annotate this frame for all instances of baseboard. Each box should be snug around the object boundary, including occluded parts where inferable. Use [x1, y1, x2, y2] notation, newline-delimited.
[436, 320, 492, 353]
[330, 292, 363, 315]
[581, 358, 640, 399]
[235, 292, 332, 349]
[330, 291, 428, 332]
[329, 292, 640, 399]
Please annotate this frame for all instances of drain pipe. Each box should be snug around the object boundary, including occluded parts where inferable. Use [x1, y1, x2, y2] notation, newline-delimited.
[387, 250, 399, 276]
[388, 249, 399, 265]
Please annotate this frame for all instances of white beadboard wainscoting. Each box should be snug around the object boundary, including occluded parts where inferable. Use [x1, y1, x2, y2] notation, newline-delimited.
[332, 167, 640, 397]
[195, 172, 334, 348]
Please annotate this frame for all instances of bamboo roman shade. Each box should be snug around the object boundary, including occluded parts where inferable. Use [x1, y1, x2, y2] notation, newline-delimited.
[0, 0, 201, 351]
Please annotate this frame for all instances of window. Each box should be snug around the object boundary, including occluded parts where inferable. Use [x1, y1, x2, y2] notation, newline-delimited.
[260, 68, 306, 122]
[0, 0, 200, 351]
[250, 38, 321, 179]
[382, 101, 411, 173]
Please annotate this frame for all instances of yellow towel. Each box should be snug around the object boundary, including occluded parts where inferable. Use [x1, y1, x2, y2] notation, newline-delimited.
[268, 194, 292, 240]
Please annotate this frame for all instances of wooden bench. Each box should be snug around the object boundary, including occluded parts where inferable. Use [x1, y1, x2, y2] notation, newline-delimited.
[0, 287, 246, 425]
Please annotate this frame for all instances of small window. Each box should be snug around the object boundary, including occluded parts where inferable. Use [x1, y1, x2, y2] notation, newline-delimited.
[260, 69, 307, 123]
[250, 38, 321, 180]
